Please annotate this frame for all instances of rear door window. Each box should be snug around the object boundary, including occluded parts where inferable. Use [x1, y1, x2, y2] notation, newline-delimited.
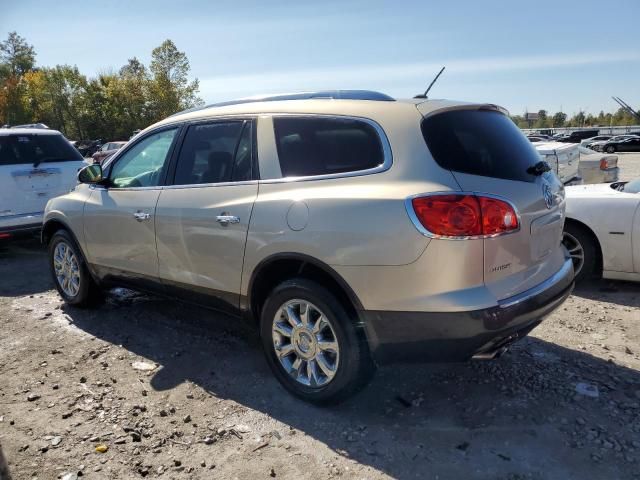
[421, 110, 541, 183]
[0, 134, 83, 166]
[172, 120, 253, 185]
[273, 116, 384, 177]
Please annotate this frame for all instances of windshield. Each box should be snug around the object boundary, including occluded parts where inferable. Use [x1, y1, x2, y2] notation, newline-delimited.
[0, 134, 83, 166]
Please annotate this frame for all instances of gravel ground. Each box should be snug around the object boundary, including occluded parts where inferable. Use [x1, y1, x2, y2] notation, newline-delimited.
[0, 154, 639, 480]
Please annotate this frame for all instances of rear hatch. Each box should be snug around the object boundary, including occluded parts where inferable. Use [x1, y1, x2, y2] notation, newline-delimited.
[418, 105, 568, 300]
[0, 132, 85, 219]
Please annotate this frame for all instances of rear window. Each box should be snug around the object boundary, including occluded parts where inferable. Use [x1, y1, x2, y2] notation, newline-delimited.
[421, 109, 541, 183]
[273, 117, 384, 177]
[0, 134, 83, 166]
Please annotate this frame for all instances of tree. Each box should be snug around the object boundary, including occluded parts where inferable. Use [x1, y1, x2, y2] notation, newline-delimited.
[0, 32, 36, 125]
[0, 31, 36, 77]
[149, 40, 202, 118]
[552, 111, 566, 127]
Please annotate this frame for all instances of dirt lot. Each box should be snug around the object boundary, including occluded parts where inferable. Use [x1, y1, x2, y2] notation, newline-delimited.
[1, 154, 639, 480]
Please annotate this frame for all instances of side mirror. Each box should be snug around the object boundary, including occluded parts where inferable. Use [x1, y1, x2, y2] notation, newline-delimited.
[78, 163, 103, 184]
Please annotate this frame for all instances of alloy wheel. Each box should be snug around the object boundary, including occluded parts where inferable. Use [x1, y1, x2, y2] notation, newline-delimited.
[53, 242, 81, 297]
[562, 232, 585, 277]
[271, 299, 339, 387]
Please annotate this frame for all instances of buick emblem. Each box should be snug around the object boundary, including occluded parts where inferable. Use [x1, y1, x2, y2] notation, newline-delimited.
[542, 181, 554, 209]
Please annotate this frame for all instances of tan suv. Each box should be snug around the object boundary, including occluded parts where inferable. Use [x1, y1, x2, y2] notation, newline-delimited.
[43, 91, 574, 404]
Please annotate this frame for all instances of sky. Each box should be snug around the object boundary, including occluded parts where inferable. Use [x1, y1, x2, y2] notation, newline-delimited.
[2, 0, 639, 116]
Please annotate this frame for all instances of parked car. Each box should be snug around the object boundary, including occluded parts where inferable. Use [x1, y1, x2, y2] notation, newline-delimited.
[75, 139, 103, 157]
[577, 146, 619, 184]
[0, 128, 87, 240]
[10, 123, 50, 130]
[563, 179, 640, 283]
[534, 141, 581, 185]
[580, 135, 612, 146]
[92, 141, 127, 163]
[557, 129, 600, 143]
[587, 135, 640, 152]
[527, 136, 547, 143]
[598, 136, 640, 153]
[43, 90, 574, 403]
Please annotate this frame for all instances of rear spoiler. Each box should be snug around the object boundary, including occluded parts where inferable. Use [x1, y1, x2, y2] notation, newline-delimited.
[416, 101, 509, 119]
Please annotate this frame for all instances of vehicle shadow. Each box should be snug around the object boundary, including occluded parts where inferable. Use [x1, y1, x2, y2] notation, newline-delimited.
[572, 278, 640, 309]
[0, 238, 51, 297]
[0, 442, 11, 480]
[60, 291, 639, 480]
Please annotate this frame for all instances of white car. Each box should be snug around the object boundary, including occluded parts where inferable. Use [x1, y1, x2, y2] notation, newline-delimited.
[534, 141, 580, 185]
[0, 128, 87, 240]
[563, 179, 640, 282]
[577, 146, 619, 184]
[580, 135, 612, 146]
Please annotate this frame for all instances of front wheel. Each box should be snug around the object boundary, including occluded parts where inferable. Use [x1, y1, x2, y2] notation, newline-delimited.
[260, 278, 375, 405]
[605, 145, 616, 153]
[49, 230, 102, 307]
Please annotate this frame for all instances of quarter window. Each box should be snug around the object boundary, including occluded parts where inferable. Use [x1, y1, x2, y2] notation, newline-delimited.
[109, 128, 177, 188]
[273, 117, 384, 177]
[173, 121, 252, 185]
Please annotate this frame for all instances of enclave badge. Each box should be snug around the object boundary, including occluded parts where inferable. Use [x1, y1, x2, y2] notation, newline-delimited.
[542, 180, 554, 209]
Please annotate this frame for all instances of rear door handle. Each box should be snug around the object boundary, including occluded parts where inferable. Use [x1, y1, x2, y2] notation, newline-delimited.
[216, 215, 240, 225]
[133, 212, 151, 222]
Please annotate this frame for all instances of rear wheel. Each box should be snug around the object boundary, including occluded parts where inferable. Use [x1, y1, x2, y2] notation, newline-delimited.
[260, 278, 375, 404]
[562, 223, 598, 283]
[48, 230, 102, 307]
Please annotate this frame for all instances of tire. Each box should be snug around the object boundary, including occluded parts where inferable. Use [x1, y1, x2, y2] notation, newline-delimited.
[260, 278, 375, 405]
[562, 223, 599, 283]
[605, 145, 616, 153]
[48, 229, 103, 307]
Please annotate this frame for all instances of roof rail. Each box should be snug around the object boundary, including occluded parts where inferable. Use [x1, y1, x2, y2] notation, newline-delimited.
[169, 90, 395, 117]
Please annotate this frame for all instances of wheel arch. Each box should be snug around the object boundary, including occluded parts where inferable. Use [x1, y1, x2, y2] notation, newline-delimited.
[564, 217, 603, 274]
[247, 253, 365, 326]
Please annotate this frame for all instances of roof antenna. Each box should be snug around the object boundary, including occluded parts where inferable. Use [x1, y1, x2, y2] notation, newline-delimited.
[414, 66, 445, 99]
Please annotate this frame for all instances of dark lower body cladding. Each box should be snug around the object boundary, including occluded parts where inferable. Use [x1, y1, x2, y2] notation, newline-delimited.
[0, 223, 41, 240]
[362, 258, 574, 364]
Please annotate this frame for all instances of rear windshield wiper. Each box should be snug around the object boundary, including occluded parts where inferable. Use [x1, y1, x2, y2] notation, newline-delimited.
[526, 161, 552, 176]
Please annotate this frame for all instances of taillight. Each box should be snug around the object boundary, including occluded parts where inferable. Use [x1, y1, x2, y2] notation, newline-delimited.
[599, 158, 609, 170]
[409, 194, 519, 238]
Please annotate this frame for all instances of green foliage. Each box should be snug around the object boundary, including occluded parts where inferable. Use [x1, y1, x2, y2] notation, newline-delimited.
[0, 33, 202, 140]
[511, 107, 637, 129]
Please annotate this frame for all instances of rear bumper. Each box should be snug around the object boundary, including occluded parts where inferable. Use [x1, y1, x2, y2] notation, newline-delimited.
[361, 257, 574, 364]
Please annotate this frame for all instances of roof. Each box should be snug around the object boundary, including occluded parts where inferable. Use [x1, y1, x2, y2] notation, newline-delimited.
[0, 128, 63, 136]
[169, 90, 396, 118]
[147, 90, 506, 134]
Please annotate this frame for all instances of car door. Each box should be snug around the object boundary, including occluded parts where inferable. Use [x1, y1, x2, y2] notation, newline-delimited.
[0, 133, 85, 222]
[155, 119, 258, 313]
[83, 126, 180, 281]
[628, 138, 640, 152]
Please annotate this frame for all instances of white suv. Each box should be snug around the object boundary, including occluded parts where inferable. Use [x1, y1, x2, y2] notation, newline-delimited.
[43, 91, 574, 403]
[0, 128, 86, 240]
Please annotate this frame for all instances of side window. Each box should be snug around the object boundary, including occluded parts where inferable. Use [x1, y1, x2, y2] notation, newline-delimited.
[173, 121, 251, 185]
[273, 116, 384, 177]
[109, 128, 178, 188]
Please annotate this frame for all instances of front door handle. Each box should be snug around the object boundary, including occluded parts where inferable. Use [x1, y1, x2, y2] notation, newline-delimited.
[216, 214, 240, 226]
[133, 211, 151, 222]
